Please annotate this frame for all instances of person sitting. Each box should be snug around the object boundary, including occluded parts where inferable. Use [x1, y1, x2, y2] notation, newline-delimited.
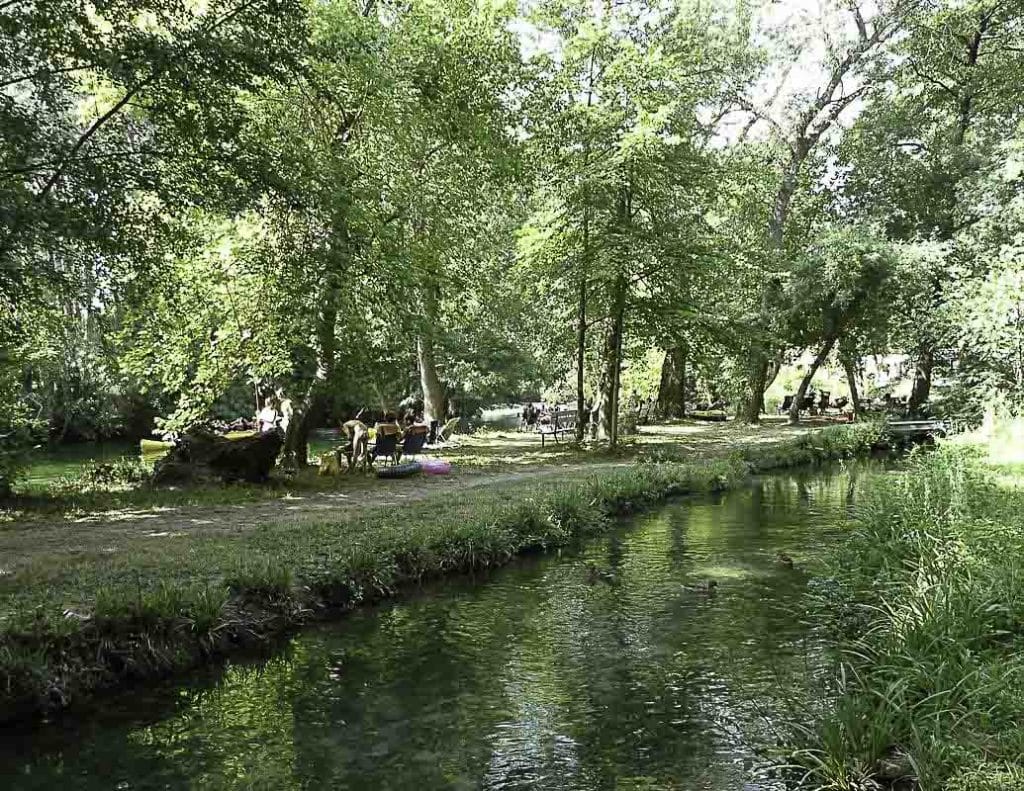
[374, 411, 404, 438]
[257, 398, 280, 433]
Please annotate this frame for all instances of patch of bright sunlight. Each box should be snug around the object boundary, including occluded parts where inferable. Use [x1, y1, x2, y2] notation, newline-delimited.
[690, 564, 759, 580]
[977, 415, 1024, 465]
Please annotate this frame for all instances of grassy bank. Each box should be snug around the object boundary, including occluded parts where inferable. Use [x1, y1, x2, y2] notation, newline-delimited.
[0, 422, 880, 725]
[791, 434, 1024, 790]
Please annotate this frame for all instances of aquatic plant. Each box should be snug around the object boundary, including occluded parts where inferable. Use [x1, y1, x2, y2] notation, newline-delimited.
[792, 444, 1024, 789]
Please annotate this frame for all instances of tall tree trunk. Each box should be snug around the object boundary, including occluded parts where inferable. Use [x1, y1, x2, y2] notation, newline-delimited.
[608, 275, 626, 448]
[418, 336, 445, 423]
[596, 334, 614, 441]
[285, 263, 341, 467]
[417, 280, 445, 423]
[575, 224, 589, 442]
[678, 348, 687, 419]
[789, 335, 837, 424]
[597, 275, 628, 444]
[908, 347, 934, 416]
[657, 345, 687, 418]
[841, 353, 861, 418]
[284, 398, 315, 468]
[575, 48, 597, 442]
[741, 142, 811, 424]
[740, 354, 769, 423]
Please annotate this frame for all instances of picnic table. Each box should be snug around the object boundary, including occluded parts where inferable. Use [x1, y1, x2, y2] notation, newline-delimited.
[885, 418, 948, 440]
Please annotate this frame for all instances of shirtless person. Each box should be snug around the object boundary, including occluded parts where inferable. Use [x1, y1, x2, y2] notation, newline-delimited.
[342, 418, 370, 472]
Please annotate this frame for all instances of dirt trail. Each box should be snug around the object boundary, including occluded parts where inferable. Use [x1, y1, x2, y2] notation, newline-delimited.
[0, 422, 812, 567]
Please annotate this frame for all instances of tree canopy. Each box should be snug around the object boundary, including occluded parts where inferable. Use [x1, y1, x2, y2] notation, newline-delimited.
[4, 0, 1024, 487]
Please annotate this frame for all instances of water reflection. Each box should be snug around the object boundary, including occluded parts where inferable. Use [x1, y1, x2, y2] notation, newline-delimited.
[0, 464, 872, 790]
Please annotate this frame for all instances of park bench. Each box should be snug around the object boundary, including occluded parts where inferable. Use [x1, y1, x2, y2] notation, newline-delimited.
[537, 409, 577, 447]
[885, 418, 948, 440]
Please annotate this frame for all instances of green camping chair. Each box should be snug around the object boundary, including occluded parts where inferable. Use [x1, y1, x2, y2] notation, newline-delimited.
[437, 417, 460, 443]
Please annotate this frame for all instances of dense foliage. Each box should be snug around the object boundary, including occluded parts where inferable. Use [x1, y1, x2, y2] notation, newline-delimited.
[4, 0, 1024, 489]
[797, 441, 1024, 789]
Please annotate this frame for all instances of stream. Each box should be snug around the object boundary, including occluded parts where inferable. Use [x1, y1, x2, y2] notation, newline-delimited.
[1, 464, 871, 790]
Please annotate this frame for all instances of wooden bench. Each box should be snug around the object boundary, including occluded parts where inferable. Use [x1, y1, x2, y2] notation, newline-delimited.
[885, 418, 948, 439]
[537, 409, 577, 447]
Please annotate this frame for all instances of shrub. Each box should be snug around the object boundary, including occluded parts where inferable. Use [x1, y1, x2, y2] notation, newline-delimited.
[65, 458, 152, 492]
[225, 558, 293, 600]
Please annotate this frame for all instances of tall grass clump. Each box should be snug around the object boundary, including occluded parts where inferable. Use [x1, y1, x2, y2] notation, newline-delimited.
[793, 445, 1024, 789]
[746, 420, 885, 473]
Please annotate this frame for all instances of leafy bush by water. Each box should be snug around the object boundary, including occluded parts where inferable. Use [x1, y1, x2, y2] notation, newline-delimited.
[794, 445, 1024, 789]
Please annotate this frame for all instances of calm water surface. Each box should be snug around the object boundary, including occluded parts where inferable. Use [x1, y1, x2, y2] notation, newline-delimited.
[1, 466, 869, 790]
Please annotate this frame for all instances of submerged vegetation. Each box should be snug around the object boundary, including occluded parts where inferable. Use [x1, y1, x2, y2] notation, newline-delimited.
[791, 427, 1024, 789]
[0, 424, 878, 724]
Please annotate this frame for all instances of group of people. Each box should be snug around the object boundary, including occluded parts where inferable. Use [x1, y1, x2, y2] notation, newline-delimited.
[339, 410, 430, 471]
[520, 402, 593, 430]
[519, 402, 547, 429]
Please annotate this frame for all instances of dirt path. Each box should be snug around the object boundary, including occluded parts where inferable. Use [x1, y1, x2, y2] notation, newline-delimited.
[0, 421, 815, 569]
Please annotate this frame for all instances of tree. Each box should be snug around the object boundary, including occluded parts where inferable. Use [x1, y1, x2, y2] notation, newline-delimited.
[836, 0, 1024, 414]
[728, 0, 917, 422]
[781, 228, 896, 424]
[1, 0, 307, 488]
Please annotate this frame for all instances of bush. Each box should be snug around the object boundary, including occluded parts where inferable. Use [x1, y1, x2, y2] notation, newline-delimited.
[795, 445, 1024, 789]
[70, 458, 152, 490]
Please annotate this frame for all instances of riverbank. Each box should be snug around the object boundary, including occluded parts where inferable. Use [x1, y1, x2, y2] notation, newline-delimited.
[0, 422, 881, 725]
[789, 427, 1024, 790]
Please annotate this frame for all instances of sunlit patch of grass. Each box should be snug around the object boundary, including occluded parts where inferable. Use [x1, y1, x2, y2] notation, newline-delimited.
[8, 421, 824, 521]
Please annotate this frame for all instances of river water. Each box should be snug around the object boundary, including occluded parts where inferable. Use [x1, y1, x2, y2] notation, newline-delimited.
[1, 465, 868, 790]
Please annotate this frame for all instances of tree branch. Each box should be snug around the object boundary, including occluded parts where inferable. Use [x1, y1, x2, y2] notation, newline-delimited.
[908, 60, 959, 100]
[33, 0, 270, 203]
[733, 96, 795, 152]
[0, 63, 92, 90]
[847, 0, 869, 42]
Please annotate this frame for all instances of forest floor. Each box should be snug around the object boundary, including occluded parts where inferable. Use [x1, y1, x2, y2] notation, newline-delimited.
[0, 418, 831, 584]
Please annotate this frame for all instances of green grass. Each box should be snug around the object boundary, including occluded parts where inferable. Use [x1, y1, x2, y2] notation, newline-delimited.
[0, 422, 881, 724]
[5, 418, 851, 522]
[789, 433, 1024, 790]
